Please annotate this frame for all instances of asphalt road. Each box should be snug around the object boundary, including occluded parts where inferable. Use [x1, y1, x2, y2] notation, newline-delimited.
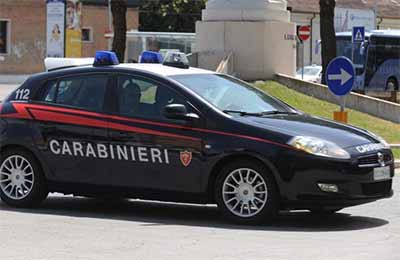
[0, 171, 398, 260]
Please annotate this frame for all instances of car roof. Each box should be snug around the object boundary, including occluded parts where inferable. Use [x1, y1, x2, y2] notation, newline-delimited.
[116, 63, 215, 77]
[44, 57, 216, 78]
[25, 62, 218, 89]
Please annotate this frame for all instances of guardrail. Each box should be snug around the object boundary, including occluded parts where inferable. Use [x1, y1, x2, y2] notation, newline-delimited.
[364, 91, 399, 104]
[275, 73, 400, 124]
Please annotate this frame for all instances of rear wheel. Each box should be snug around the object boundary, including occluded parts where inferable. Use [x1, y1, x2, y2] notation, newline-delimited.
[215, 160, 279, 225]
[0, 148, 48, 208]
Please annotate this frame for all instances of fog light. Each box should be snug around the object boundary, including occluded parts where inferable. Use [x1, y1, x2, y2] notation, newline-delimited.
[318, 183, 339, 193]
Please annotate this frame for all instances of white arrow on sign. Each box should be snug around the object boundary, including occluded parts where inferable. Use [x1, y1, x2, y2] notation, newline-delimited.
[328, 68, 353, 86]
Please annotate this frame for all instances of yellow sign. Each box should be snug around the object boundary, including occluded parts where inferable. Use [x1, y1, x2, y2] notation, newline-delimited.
[65, 0, 82, 57]
[65, 29, 82, 57]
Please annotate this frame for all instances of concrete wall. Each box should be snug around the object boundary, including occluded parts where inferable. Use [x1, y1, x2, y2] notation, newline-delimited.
[196, 20, 297, 80]
[275, 73, 400, 124]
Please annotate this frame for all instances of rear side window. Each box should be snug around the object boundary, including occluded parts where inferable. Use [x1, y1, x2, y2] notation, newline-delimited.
[39, 75, 108, 112]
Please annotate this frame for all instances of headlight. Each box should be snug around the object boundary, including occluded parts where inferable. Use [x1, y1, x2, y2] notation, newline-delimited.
[288, 136, 351, 159]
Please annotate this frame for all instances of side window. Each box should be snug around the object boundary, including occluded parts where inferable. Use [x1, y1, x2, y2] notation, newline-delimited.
[39, 75, 108, 112]
[42, 81, 58, 102]
[117, 75, 184, 120]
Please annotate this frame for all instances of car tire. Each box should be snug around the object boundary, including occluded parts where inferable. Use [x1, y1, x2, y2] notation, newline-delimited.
[0, 148, 48, 208]
[386, 78, 398, 91]
[215, 159, 279, 225]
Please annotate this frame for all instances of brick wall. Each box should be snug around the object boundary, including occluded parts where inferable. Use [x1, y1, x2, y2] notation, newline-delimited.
[0, 0, 47, 74]
[82, 5, 139, 58]
[0, 0, 139, 75]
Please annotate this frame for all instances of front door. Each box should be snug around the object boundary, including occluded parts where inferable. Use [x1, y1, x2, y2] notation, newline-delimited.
[107, 74, 204, 193]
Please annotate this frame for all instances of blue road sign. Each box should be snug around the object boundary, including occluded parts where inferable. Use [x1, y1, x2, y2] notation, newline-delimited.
[352, 26, 365, 43]
[326, 56, 355, 96]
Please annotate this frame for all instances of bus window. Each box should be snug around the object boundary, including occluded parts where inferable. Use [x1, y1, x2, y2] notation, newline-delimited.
[364, 36, 400, 90]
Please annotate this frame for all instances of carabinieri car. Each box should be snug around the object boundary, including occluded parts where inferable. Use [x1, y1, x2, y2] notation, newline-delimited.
[0, 51, 394, 224]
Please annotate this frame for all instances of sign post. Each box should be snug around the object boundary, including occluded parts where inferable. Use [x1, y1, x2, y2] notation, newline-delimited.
[298, 25, 311, 80]
[326, 56, 356, 124]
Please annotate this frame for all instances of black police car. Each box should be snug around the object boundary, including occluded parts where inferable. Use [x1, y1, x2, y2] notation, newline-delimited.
[0, 51, 394, 224]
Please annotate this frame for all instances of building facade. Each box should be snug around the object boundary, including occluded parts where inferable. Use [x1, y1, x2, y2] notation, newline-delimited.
[0, 0, 139, 75]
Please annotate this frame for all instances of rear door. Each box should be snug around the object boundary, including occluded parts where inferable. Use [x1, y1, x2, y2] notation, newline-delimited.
[106, 73, 204, 193]
[31, 74, 111, 185]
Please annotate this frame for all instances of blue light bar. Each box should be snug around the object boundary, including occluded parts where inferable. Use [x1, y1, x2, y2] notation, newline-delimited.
[93, 51, 119, 66]
[139, 51, 163, 64]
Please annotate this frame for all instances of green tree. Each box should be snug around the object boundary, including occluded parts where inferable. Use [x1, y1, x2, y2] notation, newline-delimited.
[111, 0, 127, 62]
[139, 0, 207, 32]
[319, 0, 337, 84]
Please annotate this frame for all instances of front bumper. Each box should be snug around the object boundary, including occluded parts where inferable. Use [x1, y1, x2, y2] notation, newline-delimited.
[284, 180, 393, 210]
[278, 149, 394, 210]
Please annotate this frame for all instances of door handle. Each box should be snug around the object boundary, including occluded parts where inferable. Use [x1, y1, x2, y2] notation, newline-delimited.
[110, 131, 130, 138]
[41, 125, 56, 132]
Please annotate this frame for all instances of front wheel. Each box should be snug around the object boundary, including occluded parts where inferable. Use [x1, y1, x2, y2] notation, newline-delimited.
[0, 149, 48, 208]
[215, 160, 279, 225]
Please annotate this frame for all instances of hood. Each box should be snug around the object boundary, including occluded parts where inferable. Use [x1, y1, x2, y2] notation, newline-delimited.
[239, 114, 379, 148]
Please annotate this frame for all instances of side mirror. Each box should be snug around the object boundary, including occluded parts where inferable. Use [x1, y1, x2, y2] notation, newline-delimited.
[163, 104, 199, 121]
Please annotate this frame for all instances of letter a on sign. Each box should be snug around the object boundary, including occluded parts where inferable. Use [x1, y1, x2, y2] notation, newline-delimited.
[180, 151, 192, 167]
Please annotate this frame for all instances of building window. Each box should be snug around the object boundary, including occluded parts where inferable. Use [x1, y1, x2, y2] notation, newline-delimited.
[82, 27, 93, 43]
[0, 20, 10, 54]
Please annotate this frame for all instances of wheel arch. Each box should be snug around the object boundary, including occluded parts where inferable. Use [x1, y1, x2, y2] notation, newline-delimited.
[206, 152, 282, 203]
[0, 143, 50, 180]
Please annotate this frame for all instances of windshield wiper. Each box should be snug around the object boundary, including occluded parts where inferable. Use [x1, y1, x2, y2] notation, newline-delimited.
[223, 110, 298, 117]
[261, 110, 298, 115]
[223, 110, 264, 117]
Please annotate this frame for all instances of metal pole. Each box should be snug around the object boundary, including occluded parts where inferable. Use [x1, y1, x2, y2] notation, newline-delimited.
[301, 42, 304, 80]
[340, 96, 345, 112]
[351, 38, 354, 63]
[108, 0, 112, 50]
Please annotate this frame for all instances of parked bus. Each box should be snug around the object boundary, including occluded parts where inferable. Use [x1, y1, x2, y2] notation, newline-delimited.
[336, 30, 400, 91]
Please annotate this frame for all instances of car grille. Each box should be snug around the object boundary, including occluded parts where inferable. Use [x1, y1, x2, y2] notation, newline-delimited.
[358, 153, 393, 168]
[362, 180, 392, 196]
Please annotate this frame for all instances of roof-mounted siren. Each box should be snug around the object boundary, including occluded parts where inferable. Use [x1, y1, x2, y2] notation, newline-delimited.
[163, 52, 189, 69]
[93, 51, 119, 67]
[139, 51, 163, 64]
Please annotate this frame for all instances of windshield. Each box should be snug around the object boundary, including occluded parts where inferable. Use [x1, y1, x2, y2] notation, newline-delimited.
[297, 67, 321, 76]
[170, 74, 291, 114]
